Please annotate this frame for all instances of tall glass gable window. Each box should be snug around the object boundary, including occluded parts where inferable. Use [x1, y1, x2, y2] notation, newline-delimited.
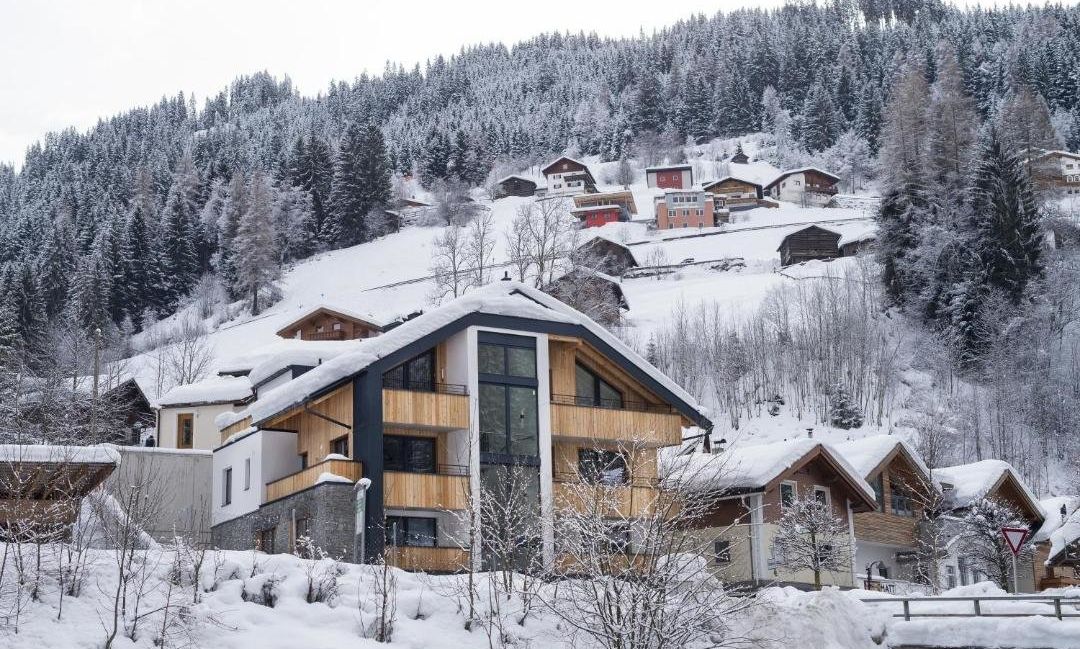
[574, 362, 623, 409]
[477, 332, 539, 465]
[383, 349, 435, 391]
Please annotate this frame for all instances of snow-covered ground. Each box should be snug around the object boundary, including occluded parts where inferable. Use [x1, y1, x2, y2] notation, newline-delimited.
[3, 544, 1077, 649]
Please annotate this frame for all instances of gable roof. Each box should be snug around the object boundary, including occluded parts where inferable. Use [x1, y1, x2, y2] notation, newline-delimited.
[541, 156, 593, 176]
[274, 304, 384, 338]
[156, 375, 253, 408]
[661, 438, 877, 509]
[834, 435, 931, 483]
[765, 167, 842, 190]
[496, 174, 540, 186]
[1033, 495, 1080, 543]
[217, 282, 710, 432]
[702, 175, 764, 192]
[1034, 149, 1080, 162]
[935, 460, 1045, 522]
[775, 225, 842, 251]
[1048, 508, 1080, 565]
[645, 164, 692, 172]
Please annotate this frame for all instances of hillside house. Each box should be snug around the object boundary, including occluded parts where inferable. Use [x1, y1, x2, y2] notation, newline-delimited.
[543, 268, 629, 326]
[541, 156, 597, 196]
[839, 229, 877, 257]
[574, 236, 639, 276]
[765, 168, 840, 207]
[495, 175, 539, 198]
[729, 146, 750, 164]
[835, 436, 934, 591]
[1031, 150, 1080, 195]
[654, 189, 716, 230]
[1032, 496, 1080, 590]
[571, 190, 638, 228]
[275, 305, 383, 341]
[646, 164, 693, 190]
[777, 226, 842, 266]
[668, 439, 877, 590]
[156, 375, 254, 451]
[210, 282, 710, 571]
[702, 176, 765, 221]
[934, 460, 1045, 592]
[0, 445, 119, 540]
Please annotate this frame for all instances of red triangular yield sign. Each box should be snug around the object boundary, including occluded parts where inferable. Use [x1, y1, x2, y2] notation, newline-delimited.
[1001, 527, 1029, 555]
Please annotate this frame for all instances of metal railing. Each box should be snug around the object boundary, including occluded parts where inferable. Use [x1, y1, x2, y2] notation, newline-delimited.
[553, 471, 658, 489]
[381, 378, 468, 395]
[861, 595, 1080, 621]
[385, 464, 469, 477]
[550, 393, 676, 414]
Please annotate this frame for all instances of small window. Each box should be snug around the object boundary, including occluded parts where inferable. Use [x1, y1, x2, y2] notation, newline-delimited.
[814, 486, 830, 508]
[331, 435, 349, 457]
[177, 413, 194, 449]
[945, 565, 957, 589]
[384, 435, 436, 473]
[299, 452, 308, 470]
[780, 481, 796, 508]
[714, 539, 732, 564]
[244, 458, 251, 491]
[891, 486, 914, 517]
[222, 467, 232, 506]
[879, 565, 889, 579]
[578, 449, 628, 486]
[256, 527, 275, 554]
[333, 322, 342, 331]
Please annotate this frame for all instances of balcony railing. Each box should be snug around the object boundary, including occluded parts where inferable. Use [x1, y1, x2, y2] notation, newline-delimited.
[550, 393, 676, 414]
[381, 378, 467, 395]
[385, 468, 470, 510]
[307, 330, 346, 341]
[552, 474, 663, 518]
[265, 458, 362, 503]
[386, 545, 470, 573]
[552, 472, 658, 489]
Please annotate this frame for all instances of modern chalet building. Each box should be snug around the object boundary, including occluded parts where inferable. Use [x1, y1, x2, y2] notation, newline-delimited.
[654, 188, 716, 230]
[645, 164, 693, 189]
[571, 189, 638, 228]
[835, 436, 934, 590]
[275, 304, 383, 341]
[765, 168, 841, 206]
[157, 375, 254, 451]
[668, 439, 877, 590]
[210, 282, 710, 571]
[541, 156, 597, 196]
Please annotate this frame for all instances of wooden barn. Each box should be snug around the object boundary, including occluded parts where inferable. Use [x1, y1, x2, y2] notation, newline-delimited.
[495, 175, 538, 198]
[777, 226, 842, 266]
[543, 269, 628, 326]
[574, 236, 639, 276]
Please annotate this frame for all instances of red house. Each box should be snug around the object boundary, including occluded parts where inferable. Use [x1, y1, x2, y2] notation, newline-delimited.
[646, 164, 693, 190]
[572, 205, 625, 228]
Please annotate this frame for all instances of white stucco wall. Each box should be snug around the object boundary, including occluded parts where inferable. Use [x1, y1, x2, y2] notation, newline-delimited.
[212, 429, 299, 526]
[158, 402, 237, 451]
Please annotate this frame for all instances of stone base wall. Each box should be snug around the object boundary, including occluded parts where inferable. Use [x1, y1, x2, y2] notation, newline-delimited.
[212, 483, 357, 560]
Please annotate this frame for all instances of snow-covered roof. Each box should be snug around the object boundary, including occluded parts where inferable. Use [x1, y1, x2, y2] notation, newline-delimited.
[645, 164, 692, 172]
[541, 156, 593, 176]
[0, 444, 121, 465]
[1034, 496, 1080, 543]
[245, 340, 365, 388]
[1035, 149, 1080, 161]
[837, 225, 877, 248]
[934, 460, 1044, 519]
[776, 225, 842, 251]
[834, 435, 931, 481]
[661, 438, 876, 505]
[766, 167, 841, 189]
[1048, 508, 1080, 564]
[721, 160, 781, 187]
[156, 375, 252, 408]
[702, 175, 764, 190]
[496, 174, 541, 185]
[218, 281, 707, 431]
[274, 303, 384, 335]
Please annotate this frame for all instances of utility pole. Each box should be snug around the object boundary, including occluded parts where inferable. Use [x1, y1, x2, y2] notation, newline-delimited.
[92, 327, 101, 441]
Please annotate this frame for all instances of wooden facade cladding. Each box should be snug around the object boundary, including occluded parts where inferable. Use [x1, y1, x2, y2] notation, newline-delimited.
[384, 471, 468, 511]
[265, 458, 362, 503]
[269, 383, 354, 462]
[853, 510, 917, 547]
[386, 546, 469, 573]
[550, 403, 683, 447]
[381, 389, 469, 431]
[851, 449, 925, 547]
[553, 481, 660, 517]
[221, 416, 253, 443]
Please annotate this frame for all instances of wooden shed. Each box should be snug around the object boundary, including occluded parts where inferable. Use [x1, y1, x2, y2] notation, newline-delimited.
[575, 236, 639, 276]
[777, 226, 842, 266]
[495, 175, 538, 198]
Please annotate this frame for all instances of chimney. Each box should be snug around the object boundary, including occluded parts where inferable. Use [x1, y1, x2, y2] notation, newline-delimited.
[501, 271, 512, 282]
[806, 427, 814, 439]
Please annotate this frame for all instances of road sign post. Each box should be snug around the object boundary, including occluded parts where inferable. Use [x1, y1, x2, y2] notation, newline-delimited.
[1001, 527, 1029, 594]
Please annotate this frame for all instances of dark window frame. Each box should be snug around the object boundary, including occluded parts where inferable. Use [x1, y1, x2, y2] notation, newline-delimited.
[222, 467, 232, 506]
[478, 333, 539, 465]
[578, 448, 629, 486]
[330, 435, 349, 458]
[385, 515, 438, 548]
[574, 362, 623, 409]
[383, 348, 437, 391]
[714, 539, 732, 564]
[383, 434, 437, 474]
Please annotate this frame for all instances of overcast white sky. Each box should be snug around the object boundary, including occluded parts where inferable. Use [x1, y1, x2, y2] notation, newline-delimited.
[0, 0, 801, 165]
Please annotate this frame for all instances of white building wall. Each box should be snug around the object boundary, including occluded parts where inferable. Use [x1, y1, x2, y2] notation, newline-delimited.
[157, 402, 237, 451]
[212, 429, 299, 526]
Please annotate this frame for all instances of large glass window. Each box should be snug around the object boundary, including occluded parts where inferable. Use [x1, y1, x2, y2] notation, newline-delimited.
[891, 486, 915, 517]
[385, 516, 436, 547]
[384, 435, 436, 473]
[479, 341, 536, 378]
[871, 473, 885, 511]
[383, 349, 435, 391]
[574, 363, 623, 409]
[478, 333, 539, 462]
[578, 449, 628, 486]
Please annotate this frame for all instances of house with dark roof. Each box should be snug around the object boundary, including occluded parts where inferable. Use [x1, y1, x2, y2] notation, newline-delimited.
[210, 282, 710, 571]
[777, 226, 842, 266]
[765, 168, 841, 206]
[645, 164, 693, 190]
[495, 174, 539, 198]
[275, 305, 383, 341]
[574, 235, 639, 276]
[541, 156, 597, 196]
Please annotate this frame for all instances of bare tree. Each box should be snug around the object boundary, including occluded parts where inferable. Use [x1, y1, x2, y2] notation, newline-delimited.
[360, 555, 397, 642]
[771, 494, 854, 590]
[466, 210, 497, 288]
[163, 317, 215, 388]
[430, 226, 470, 303]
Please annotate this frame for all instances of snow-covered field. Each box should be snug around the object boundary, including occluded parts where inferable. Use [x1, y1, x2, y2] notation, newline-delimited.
[3, 545, 1077, 649]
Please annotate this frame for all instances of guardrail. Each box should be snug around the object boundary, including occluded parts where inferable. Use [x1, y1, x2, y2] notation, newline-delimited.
[550, 393, 676, 414]
[861, 595, 1080, 621]
[381, 378, 468, 395]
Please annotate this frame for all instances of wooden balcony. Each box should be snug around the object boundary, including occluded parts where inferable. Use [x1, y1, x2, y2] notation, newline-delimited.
[306, 330, 346, 341]
[549, 396, 684, 447]
[382, 383, 468, 430]
[384, 469, 469, 511]
[265, 458, 362, 503]
[553, 478, 661, 518]
[386, 545, 469, 573]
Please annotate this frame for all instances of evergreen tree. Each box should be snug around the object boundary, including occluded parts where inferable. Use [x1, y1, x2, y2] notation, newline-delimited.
[799, 81, 842, 153]
[159, 176, 199, 306]
[968, 130, 1043, 305]
[927, 47, 979, 194]
[855, 83, 884, 155]
[328, 122, 392, 247]
[631, 68, 664, 134]
[233, 172, 280, 314]
[123, 202, 164, 320]
[829, 383, 864, 429]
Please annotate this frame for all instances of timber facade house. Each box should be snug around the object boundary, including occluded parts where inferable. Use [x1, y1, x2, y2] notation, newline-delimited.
[275, 305, 383, 341]
[541, 156, 597, 196]
[777, 225, 842, 266]
[209, 282, 709, 573]
[702, 176, 766, 221]
[765, 168, 840, 207]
